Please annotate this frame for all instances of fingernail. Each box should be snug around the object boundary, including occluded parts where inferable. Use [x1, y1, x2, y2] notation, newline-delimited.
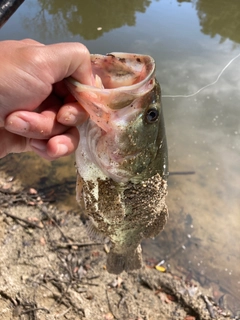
[30, 140, 46, 151]
[59, 113, 77, 125]
[6, 117, 30, 133]
[56, 144, 68, 156]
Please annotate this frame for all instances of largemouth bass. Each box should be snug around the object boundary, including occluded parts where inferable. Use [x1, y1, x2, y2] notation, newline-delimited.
[67, 53, 168, 274]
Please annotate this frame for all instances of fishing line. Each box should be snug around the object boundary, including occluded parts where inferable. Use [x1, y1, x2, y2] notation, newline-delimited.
[162, 52, 240, 98]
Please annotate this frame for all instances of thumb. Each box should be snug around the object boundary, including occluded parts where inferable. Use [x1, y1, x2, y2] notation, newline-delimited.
[37, 42, 94, 85]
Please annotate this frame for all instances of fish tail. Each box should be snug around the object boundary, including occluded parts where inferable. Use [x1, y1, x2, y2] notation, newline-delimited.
[106, 245, 143, 274]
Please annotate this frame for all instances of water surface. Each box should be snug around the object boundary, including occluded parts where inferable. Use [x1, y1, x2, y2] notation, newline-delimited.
[0, 0, 239, 313]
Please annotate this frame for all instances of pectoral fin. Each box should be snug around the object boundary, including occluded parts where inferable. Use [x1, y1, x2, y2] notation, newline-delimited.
[76, 172, 85, 210]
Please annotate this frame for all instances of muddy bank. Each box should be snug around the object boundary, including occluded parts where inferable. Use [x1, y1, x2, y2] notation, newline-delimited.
[0, 172, 234, 320]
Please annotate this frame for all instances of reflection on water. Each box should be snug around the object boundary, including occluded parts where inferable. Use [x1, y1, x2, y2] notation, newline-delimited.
[16, 0, 240, 44]
[177, 0, 240, 44]
[23, 0, 151, 40]
[0, 153, 78, 210]
[0, 0, 240, 314]
[195, 0, 240, 44]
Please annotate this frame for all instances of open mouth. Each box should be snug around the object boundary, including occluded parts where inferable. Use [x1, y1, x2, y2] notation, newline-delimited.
[66, 53, 155, 132]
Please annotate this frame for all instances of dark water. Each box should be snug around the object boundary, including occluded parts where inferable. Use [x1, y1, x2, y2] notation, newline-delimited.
[0, 0, 240, 313]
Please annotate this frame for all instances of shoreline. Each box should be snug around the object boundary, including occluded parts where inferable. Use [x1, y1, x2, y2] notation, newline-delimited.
[0, 170, 234, 320]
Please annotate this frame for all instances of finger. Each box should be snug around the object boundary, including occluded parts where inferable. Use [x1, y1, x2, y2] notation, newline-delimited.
[47, 126, 79, 158]
[0, 128, 31, 158]
[0, 41, 93, 124]
[5, 101, 68, 139]
[30, 127, 79, 160]
[57, 102, 89, 126]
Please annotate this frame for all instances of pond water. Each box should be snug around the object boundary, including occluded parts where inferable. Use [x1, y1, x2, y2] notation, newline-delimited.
[0, 0, 240, 314]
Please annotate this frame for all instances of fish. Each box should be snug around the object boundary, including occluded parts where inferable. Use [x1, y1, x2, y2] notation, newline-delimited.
[66, 53, 168, 274]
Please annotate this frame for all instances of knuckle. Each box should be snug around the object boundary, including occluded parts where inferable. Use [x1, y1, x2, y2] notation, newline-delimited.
[19, 46, 52, 94]
[73, 42, 90, 55]
[71, 43, 90, 63]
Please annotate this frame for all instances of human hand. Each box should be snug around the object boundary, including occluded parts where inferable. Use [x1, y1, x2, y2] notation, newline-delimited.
[0, 39, 93, 160]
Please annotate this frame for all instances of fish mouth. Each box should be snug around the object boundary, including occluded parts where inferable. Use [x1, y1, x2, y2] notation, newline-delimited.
[66, 53, 156, 131]
[68, 52, 155, 92]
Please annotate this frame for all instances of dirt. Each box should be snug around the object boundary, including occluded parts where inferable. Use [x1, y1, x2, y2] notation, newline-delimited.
[0, 171, 234, 320]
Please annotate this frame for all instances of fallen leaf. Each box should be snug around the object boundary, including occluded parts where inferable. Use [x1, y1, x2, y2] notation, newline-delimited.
[38, 222, 44, 229]
[2, 183, 12, 189]
[166, 294, 176, 302]
[92, 251, 100, 257]
[28, 217, 39, 222]
[73, 267, 79, 273]
[27, 201, 36, 206]
[117, 276, 123, 287]
[104, 313, 114, 320]
[155, 265, 166, 272]
[158, 292, 173, 304]
[39, 237, 46, 246]
[28, 188, 38, 194]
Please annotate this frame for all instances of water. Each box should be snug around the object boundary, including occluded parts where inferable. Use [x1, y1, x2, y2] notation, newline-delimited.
[0, 0, 240, 313]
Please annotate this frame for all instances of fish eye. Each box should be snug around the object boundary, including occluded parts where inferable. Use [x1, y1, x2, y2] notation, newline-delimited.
[145, 108, 159, 123]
